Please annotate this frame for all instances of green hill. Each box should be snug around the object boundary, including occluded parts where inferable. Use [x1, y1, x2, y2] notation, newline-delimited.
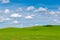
[0, 25, 60, 40]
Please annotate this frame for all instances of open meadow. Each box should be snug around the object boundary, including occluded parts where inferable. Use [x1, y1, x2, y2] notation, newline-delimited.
[0, 26, 60, 40]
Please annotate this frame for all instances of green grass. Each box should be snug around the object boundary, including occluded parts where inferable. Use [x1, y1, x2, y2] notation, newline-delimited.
[0, 26, 60, 40]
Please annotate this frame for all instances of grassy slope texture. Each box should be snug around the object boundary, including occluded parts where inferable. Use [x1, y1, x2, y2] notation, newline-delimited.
[0, 25, 60, 40]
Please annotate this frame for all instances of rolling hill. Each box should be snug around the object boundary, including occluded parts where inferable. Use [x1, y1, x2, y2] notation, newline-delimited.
[0, 25, 60, 40]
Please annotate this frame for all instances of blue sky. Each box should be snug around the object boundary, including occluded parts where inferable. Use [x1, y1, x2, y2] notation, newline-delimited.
[0, 0, 60, 28]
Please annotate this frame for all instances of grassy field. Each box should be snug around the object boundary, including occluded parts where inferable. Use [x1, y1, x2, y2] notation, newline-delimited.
[0, 26, 60, 40]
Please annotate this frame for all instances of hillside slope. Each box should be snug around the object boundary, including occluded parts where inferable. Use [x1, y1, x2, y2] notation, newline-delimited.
[0, 26, 60, 40]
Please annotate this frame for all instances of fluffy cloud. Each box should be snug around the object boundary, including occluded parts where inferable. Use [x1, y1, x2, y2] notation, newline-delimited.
[56, 11, 60, 14]
[58, 7, 60, 10]
[0, 10, 3, 13]
[2, 0, 10, 3]
[0, 17, 4, 22]
[53, 19, 58, 22]
[24, 16, 33, 19]
[27, 6, 35, 11]
[10, 13, 22, 17]
[55, 15, 58, 16]
[30, 14, 35, 16]
[0, 20, 4, 22]
[16, 8, 23, 12]
[24, 15, 35, 19]
[0, 17, 10, 22]
[34, 7, 47, 13]
[34, 10, 39, 13]
[49, 11, 60, 16]
[49, 11, 56, 15]
[38, 7, 47, 11]
[4, 18, 10, 20]
[35, 24, 39, 26]
[53, 19, 60, 23]
[12, 21, 19, 24]
[0, 17, 10, 21]
[4, 9, 10, 13]
[0, 16, 4, 18]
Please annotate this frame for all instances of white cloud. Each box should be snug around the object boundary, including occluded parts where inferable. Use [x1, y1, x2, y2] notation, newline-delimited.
[56, 11, 60, 14]
[38, 7, 47, 11]
[12, 21, 19, 24]
[4, 9, 10, 13]
[27, 6, 35, 11]
[5, 18, 10, 20]
[34, 10, 39, 13]
[0, 16, 4, 19]
[24, 16, 33, 19]
[2, 0, 10, 3]
[53, 19, 60, 23]
[0, 17, 10, 21]
[10, 13, 22, 17]
[0, 16, 10, 22]
[49, 11, 56, 15]
[35, 24, 39, 26]
[34, 7, 47, 13]
[48, 10, 60, 15]
[57, 21, 60, 23]
[53, 19, 58, 22]
[0, 17, 4, 22]
[0, 10, 3, 13]
[58, 7, 60, 10]
[24, 14, 35, 19]
[0, 20, 4, 22]
[30, 14, 35, 16]
[55, 15, 58, 16]
[16, 8, 23, 12]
